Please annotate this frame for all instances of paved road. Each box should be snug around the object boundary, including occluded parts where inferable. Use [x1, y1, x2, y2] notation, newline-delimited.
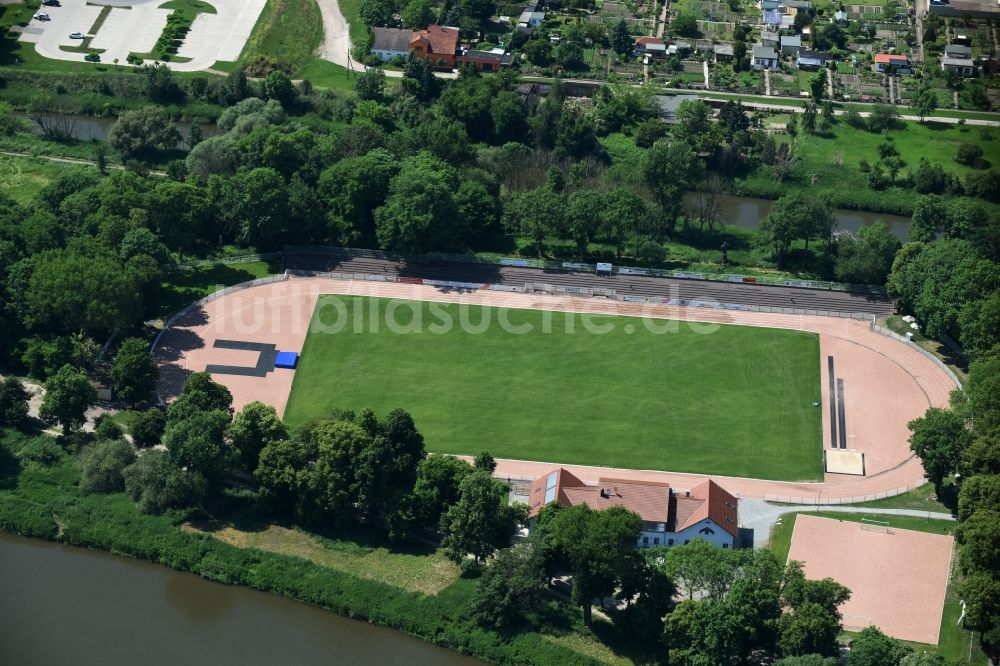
[285, 252, 894, 315]
[739, 498, 955, 548]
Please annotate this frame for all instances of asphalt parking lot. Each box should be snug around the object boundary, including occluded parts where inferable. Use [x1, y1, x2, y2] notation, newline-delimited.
[18, 0, 266, 71]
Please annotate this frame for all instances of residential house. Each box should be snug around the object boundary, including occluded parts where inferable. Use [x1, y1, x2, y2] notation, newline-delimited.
[780, 34, 802, 56]
[873, 52, 911, 74]
[527, 468, 739, 549]
[713, 42, 734, 63]
[834, 9, 849, 23]
[796, 49, 829, 69]
[653, 93, 699, 123]
[761, 0, 780, 10]
[783, 0, 813, 14]
[763, 9, 782, 26]
[761, 30, 780, 49]
[517, 5, 545, 29]
[409, 25, 460, 69]
[941, 43, 974, 75]
[457, 49, 513, 72]
[370, 27, 412, 62]
[753, 45, 780, 69]
[945, 43, 972, 59]
[635, 36, 667, 59]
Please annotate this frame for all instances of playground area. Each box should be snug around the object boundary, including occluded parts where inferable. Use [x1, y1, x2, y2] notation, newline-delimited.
[786, 514, 954, 644]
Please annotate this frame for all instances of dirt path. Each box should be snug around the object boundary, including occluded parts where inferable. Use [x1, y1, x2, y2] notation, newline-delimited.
[314, 0, 352, 69]
[2, 150, 167, 176]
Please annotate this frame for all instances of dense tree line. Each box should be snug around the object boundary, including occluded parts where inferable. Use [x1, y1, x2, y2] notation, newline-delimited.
[888, 223, 999, 359]
[907, 352, 1000, 659]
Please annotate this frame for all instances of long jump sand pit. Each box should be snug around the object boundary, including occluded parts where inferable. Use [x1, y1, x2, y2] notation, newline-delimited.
[787, 514, 953, 644]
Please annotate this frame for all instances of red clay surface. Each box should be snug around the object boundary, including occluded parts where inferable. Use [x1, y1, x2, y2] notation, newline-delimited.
[786, 514, 954, 644]
[154, 276, 957, 503]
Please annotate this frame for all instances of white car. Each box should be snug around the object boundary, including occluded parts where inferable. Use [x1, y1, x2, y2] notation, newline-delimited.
[69, 32, 86, 39]
[33, 12, 51, 20]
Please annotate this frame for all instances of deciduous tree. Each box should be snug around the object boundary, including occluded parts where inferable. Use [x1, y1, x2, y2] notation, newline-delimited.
[111, 337, 158, 407]
[39, 364, 96, 435]
[80, 439, 136, 493]
[229, 401, 288, 473]
[440, 471, 526, 563]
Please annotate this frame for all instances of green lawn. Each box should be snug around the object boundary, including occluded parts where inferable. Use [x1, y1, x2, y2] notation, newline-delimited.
[847, 480, 957, 514]
[284, 296, 824, 480]
[737, 119, 1000, 214]
[296, 59, 359, 92]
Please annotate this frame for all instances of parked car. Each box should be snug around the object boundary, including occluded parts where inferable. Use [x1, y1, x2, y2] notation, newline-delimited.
[84, 53, 101, 62]
[42, 0, 61, 5]
[69, 32, 86, 39]
[33, 12, 51, 20]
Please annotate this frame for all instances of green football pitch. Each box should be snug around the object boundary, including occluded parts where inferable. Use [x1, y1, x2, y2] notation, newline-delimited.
[283, 296, 824, 481]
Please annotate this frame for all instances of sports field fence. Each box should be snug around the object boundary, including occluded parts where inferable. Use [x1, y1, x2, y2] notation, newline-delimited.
[870, 323, 963, 388]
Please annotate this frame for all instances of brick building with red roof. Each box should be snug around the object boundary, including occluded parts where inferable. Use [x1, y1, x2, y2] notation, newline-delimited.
[409, 25, 461, 69]
[527, 468, 738, 548]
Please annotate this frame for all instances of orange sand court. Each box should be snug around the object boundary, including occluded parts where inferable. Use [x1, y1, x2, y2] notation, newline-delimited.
[154, 275, 957, 503]
[786, 514, 954, 644]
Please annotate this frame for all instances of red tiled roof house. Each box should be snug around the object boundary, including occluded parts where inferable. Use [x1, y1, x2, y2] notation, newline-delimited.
[409, 25, 460, 70]
[634, 36, 667, 59]
[874, 52, 911, 74]
[527, 468, 738, 548]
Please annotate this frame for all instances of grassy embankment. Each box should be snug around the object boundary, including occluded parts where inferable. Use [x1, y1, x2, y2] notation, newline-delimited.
[847, 479, 958, 514]
[769, 511, 986, 665]
[285, 296, 824, 481]
[881, 314, 968, 382]
[238, 0, 325, 77]
[0, 428, 646, 665]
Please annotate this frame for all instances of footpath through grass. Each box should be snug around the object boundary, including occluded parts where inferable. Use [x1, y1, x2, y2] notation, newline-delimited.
[769, 511, 984, 665]
[0, 153, 96, 203]
[285, 296, 824, 481]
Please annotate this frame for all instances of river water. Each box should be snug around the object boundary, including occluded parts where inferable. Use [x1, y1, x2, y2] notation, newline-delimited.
[685, 193, 912, 240]
[0, 533, 480, 666]
[31, 114, 218, 149]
